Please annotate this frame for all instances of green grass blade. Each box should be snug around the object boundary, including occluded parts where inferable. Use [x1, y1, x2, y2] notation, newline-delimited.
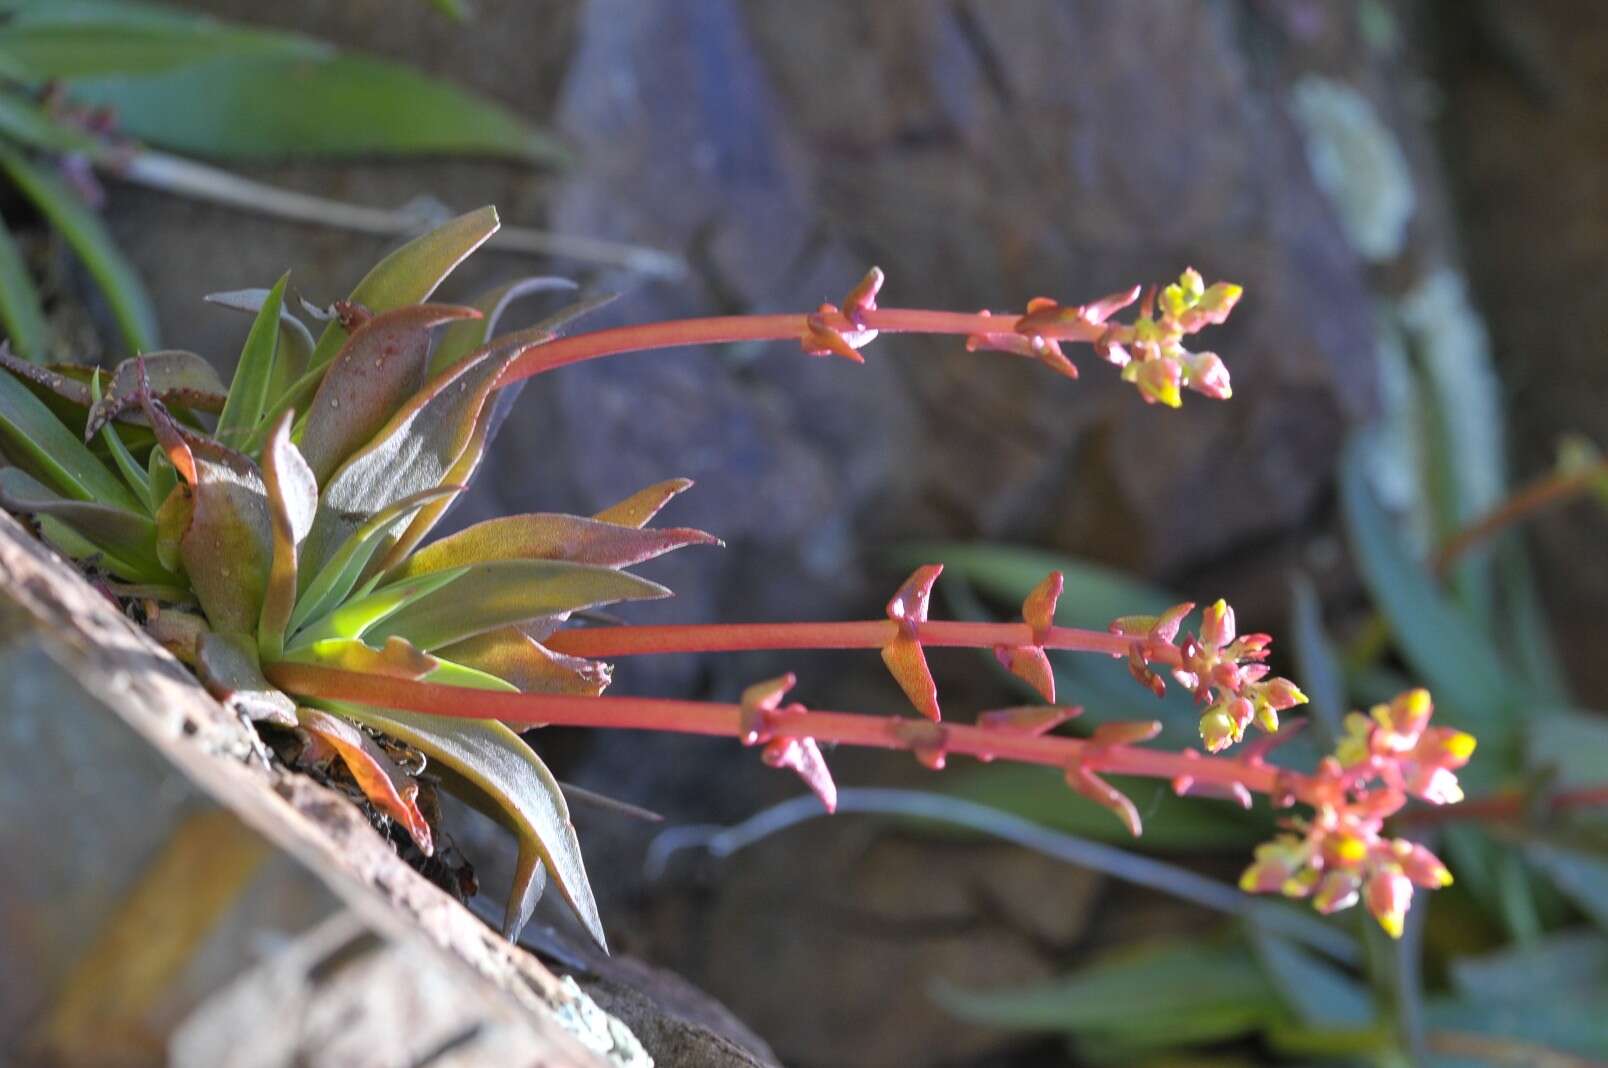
[0, 212, 49, 360]
[0, 364, 140, 508]
[215, 271, 286, 446]
[0, 18, 328, 78]
[0, 145, 159, 354]
[63, 55, 566, 164]
[88, 372, 149, 505]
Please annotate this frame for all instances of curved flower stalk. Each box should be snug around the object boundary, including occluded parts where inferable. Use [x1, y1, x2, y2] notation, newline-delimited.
[0, 206, 1465, 948]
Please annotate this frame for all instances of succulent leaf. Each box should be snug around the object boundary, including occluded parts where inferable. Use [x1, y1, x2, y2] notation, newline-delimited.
[205, 285, 315, 406]
[592, 478, 695, 528]
[0, 217, 48, 361]
[0, 365, 142, 510]
[84, 350, 227, 439]
[305, 206, 499, 373]
[392, 512, 719, 579]
[258, 412, 317, 659]
[288, 486, 460, 636]
[88, 371, 152, 504]
[215, 272, 289, 447]
[361, 559, 671, 652]
[178, 440, 274, 635]
[294, 706, 433, 855]
[426, 276, 579, 378]
[284, 635, 440, 680]
[0, 466, 169, 581]
[322, 701, 603, 949]
[297, 302, 481, 482]
[195, 630, 296, 726]
[301, 321, 532, 579]
[435, 626, 611, 697]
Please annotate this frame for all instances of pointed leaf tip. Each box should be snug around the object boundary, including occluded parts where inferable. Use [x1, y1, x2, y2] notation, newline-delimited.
[881, 635, 941, 722]
[887, 564, 943, 630]
[994, 644, 1055, 703]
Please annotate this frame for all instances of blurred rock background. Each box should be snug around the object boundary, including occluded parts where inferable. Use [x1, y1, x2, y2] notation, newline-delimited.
[84, 1, 1608, 1064]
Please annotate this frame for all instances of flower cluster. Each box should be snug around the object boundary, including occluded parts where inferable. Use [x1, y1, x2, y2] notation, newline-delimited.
[1088, 269, 1241, 406]
[1240, 690, 1473, 935]
[1111, 598, 1308, 752]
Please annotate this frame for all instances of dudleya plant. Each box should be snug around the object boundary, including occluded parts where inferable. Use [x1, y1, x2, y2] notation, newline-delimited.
[0, 207, 1473, 948]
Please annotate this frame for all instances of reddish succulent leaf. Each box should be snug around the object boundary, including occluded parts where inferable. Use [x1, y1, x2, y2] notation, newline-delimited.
[85, 350, 227, 439]
[994, 644, 1055, 703]
[886, 563, 943, 629]
[286, 635, 440, 680]
[324, 701, 604, 949]
[1066, 764, 1143, 837]
[136, 383, 197, 487]
[592, 478, 694, 528]
[362, 559, 670, 652]
[178, 440, 273, 635]
[306, 206, 499, 373]
[296, 706, 433, 855]
[977, 705, 1081, 735]
[0, 346, 93, 407]
[436, 626, 610, 696]
[301, 324, 540, 581]
[1090, 720, 1164, 746]
[761, 736, 838, 812]
[298, 303, 481, 482]
[195, 630, 295, 726]
[393, 512, 720, 580]
[881, 634, 941, 722]
[258, 411, 316, 659]
[1022, 570, 1063, 639]
[882, 563, 944, 721]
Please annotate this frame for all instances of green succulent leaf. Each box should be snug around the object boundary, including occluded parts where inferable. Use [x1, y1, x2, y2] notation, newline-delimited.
[88, 371, 150, 504]
[322, 701, 604, 949]
[297, 303, 481, 483]
[0, 144, 158, 355]
[0, 11, 328, 78]
[0, 345, 93, 408]
[178, 440, 273, 635]
[0, 215, 49, 361]
[0, 364, 141, 509]
[301, 317, 527, 579]
[393, 512, 719, 579]
[292, 567, 466, 649]
[0, 86, 105, 156]
[288, 486, 461, 639]
[63, 55, 566, 164]
[204, 285, 314, 408]
[0, 466, 168, 581]
[304, 206, 499, 374]
[280, 635, 440, 680]
[362, 559, 671, 652]
[215, 272, 288, 447]
[1287, 574, 1345, 746]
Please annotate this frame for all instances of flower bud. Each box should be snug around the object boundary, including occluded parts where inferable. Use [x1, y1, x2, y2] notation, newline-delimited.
[1366, 868, 1413, 938]
[1200, 599, 1236, 649]
[1135, 356, 1183, 408]
[1200, 706, 1238, 753]
[1313, 870, 1362, 914]
[1394, 840, 1453, 889]
[1185, 351, 1233, 399]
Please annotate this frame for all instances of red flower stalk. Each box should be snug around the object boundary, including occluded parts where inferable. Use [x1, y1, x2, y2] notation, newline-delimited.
[496, 267, 1243, 409]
